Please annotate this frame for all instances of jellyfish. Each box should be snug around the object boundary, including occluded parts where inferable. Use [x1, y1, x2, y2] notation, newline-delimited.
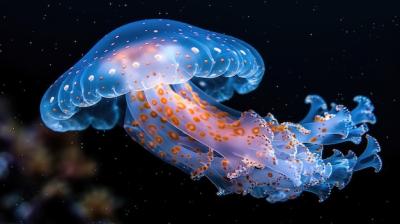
[40, 19, 382, 203]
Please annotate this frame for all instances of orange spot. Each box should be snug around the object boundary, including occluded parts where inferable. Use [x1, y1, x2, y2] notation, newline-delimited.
[186, 123, 196, 132]
[150, 111, 158, 118]
[177, 102, 186, 109]
[138, 132, 145, 138]
[137, 91, 145, 101]
[310, 137, 318, 143]
[160, 117, 168, 123]
[231, 120, 241, 127]
[157, 88, 164, 95]
[171, 116, 180, 126]
[160, 97, 168, 104]
[217, 120, 226, 129]
[252, 127, 260, 135]
[159, 151, 166, 158]
[165, 106, 174, 117]
[179, 90, 187, 97]
[140, 114, 148, 122]
[171, 146, 181, 155]
[151, 99, 158, 105]
[200, 100, 208, 106]
[314, 116, 325, 122]
[155, 135, 163, 144]
[193, 117, 200, 122]
[188, 108, 195, 114]
[271, 125, 287, 132]
[221, 159, 229, 170]
[168, 131, 180, 140]
[214, 134, 222, 142]
[143, 102, 151, 109]
[267, 172, 273, 178]
[199, 131, 206, 137]
[216, 111, 228, 118]
[233, 128, 245, 136]
[131, 121, 139, 126]
[147, 125, 157, 135]
[200, 112, 210, 121]
[148, 141, 155, 149]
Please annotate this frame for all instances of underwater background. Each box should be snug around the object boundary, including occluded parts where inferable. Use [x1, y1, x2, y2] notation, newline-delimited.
[0, 0, 399, 223]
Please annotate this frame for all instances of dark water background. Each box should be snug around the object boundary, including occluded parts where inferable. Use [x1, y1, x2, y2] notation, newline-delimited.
[1, 0, 399, 223]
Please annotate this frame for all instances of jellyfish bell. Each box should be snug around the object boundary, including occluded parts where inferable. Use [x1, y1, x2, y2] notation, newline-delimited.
[40, 19, 382, 203]
[41, 19, 264, 132]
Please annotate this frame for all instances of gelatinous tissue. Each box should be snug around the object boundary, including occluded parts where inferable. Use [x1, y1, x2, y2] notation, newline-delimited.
[40, 19, 382, 202]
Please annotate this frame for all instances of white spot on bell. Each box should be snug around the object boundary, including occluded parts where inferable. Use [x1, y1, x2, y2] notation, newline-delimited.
[88, 75, 94, 81]
[132, 61, 140, 68]
[108, 68, 116, 75]
[213, 47, 222, 53]
[50, 96, 54, 103]
[64, 85, 69, 91]
[191, 47, 200, 54]
[240, 50, 247, 55]
[154, 54, 163, 61]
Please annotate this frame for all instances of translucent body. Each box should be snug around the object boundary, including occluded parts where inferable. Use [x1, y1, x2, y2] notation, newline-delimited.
[40, 19, 264, 131]
[40, 19, 382, 202]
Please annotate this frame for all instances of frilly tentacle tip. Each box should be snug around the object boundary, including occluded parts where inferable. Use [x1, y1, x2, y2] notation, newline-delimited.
[353, 135, 382, 173]
[305, 95, 328, 110]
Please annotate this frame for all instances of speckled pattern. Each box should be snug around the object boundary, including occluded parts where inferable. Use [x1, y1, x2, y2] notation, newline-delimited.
[0, 0, 398, 223]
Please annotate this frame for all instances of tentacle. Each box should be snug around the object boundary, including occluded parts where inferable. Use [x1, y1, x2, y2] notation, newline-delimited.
[354, 135, 382, 172]
[122, 90, 382, 203]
